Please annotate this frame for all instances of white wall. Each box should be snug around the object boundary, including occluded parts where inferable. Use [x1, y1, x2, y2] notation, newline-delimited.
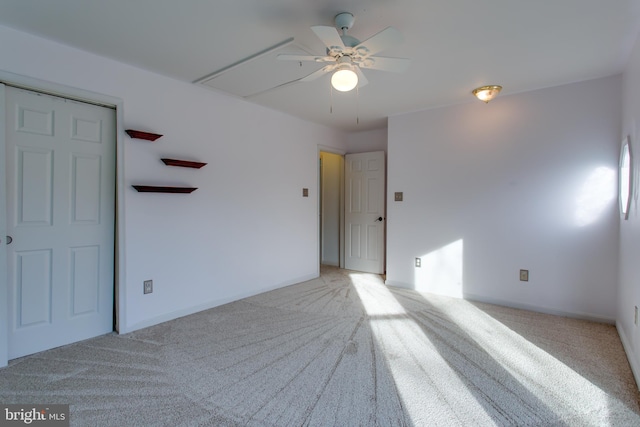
[618, 30, 640, 385]
[346, 128, 387, 153]
[388, 75, 621, 322]
[0, 24, 347, 365]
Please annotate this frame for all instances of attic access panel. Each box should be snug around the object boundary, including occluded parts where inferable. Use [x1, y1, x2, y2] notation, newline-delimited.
[196, 43, 323, 98]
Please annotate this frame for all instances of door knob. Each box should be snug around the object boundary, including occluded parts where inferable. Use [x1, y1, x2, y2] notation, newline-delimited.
[375, 217, 384, 222]
[6, 236, 12, 245]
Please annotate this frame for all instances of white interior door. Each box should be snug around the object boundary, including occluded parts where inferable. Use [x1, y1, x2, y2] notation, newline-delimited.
[344, 151, 385, 274]
[5, 86, 115, 359]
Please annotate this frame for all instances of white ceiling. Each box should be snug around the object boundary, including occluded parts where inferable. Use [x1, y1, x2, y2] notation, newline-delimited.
[1, 0, 639, 132]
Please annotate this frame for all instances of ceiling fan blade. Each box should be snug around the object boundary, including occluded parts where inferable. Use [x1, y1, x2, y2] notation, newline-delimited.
[300, 66, 333, 82]
[355, 67, 369, 88]
[355, 26, 403, 57]
[277, 54, 334, 63]
[359, 57, 411, 73]
[311, 26, 346, 51]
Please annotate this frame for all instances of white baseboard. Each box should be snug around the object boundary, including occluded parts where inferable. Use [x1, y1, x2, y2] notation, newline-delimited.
[119, 272, 318, 334]
[321, 261, 340, 267]
[384, 279, 413, 289]
[616, 322, 640, 390]
[462, 292, 616, 324]
[384, 280, 615, 324]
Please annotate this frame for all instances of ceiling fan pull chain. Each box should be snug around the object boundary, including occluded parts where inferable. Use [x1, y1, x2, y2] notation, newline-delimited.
[330, 80, 333, 114]
[356, 85, 359, 124]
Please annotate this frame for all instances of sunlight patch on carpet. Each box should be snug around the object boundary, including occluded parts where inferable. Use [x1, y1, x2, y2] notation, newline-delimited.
[351, 271, 493, 425]
[350, 269, 636, 425]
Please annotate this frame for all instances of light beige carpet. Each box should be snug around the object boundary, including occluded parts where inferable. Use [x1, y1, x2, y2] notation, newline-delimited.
[1, 266, 639, 426]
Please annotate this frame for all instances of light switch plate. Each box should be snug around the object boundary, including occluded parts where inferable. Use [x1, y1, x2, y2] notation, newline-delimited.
[395, 192, 403, 201]
[302, 188, 309, 197]
[144, 280, 153, 294]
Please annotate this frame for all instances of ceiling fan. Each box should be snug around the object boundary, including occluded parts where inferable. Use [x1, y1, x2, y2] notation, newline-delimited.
[278, 12, 411, 92]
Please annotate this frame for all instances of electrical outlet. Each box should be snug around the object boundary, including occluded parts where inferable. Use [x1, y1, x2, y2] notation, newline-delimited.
[395, 192, 403, 201]
[144, 280, 153, 294]
[519, 269, 529, 281]
[415, 257, 421, 267]
[302, 188, 309, 197]
[635, 306, 638, 326]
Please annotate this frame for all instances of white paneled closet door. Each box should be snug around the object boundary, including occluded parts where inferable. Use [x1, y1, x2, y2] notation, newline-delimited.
[5, 86, 115, 359]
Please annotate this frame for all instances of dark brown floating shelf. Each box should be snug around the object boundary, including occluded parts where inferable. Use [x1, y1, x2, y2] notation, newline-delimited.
[132, 185, 197, 193]
[126, 129, 163, 141]
[161, 158, 207, 169]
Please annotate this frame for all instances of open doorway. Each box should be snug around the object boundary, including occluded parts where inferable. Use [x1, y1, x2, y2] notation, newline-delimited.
[319, 151, 344, 268]
[319, 149, 387, 274]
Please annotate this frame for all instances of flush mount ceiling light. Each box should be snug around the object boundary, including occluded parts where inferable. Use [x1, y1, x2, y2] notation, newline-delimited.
[472, 85, 502, 103]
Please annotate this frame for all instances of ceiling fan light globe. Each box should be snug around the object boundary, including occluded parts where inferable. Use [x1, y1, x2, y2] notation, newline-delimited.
[331, 69, 358, 92]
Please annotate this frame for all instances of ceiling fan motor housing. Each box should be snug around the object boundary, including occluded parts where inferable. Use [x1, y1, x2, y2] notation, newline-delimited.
[336, 56, 354, 67]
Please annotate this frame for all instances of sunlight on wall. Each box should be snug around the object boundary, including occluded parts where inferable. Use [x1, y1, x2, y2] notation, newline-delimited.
[414, 239, 463, 298]
[575, 167, 616, 227]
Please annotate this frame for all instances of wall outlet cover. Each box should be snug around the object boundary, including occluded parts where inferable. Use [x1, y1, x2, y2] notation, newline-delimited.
[395, 192, 403, 201]
[144, 280, 153, 294]
[519, 270, 529, 281]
